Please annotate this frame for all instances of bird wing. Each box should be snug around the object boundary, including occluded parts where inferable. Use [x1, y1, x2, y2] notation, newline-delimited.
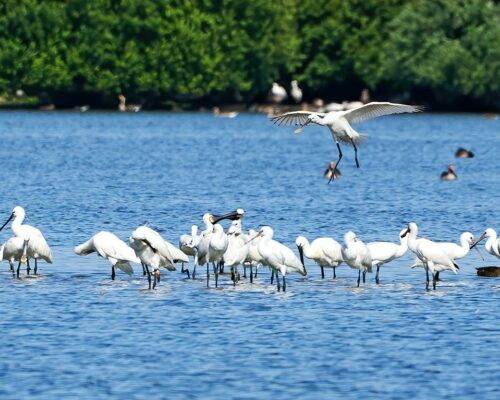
[96, 232, 140, 264]
[27, 233, 53, 263]
[270, 111, 324, 126]
[343, 102, 422, 125]
[165, 240, 189, 263]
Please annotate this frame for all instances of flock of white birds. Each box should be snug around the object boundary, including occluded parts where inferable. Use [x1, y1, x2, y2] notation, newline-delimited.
[0, 206, 498, 292]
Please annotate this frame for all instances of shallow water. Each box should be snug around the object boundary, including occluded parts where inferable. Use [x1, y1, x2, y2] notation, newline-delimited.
[0, 111, 499, 399]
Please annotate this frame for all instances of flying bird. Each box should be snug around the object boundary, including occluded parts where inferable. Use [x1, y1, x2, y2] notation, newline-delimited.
[270, 102, 422, 182]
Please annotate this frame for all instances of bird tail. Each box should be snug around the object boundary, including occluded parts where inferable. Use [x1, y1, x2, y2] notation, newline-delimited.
[116, 261, 134, 276]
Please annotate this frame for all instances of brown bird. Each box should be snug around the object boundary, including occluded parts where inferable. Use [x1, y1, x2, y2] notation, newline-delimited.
[455, 147, 474, 158]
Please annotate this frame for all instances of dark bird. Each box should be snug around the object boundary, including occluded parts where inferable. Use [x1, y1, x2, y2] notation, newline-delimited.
[455, 147, 474, 158]
[440, 164, 457, 181]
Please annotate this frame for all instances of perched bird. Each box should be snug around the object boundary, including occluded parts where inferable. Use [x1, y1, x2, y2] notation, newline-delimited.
[341, 231, 372, 287]
[271, 102, 422, 180]
[295, 235, 343, 279]
[290, 80, 303, 103]
[0, 237, 30, 275]
[324, 161, 341, 182]
[440, 164, 457, 181]
[402, 223, 459, 290]
[257, 226, 306, 292]
[269, 82, 287, 104]
[455, 148, 474, 158]
[367, 229, 408, 284]
[129, 226, 177, 289]
[74, 231, 140, 280]
[0, 206, 53, 277]
[471, 228, 500, 258]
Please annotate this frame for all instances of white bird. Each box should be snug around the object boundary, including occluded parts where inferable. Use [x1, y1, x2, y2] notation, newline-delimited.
[244, 228, 264, 276]
[290, 80, 302, 103]
[295, 236, 343, 279]
[256, 226, 306, 292]
[129, 226, 177, 289]
[471, 228, 500, 258]
[223, 219, 249, 284]
[179, 225, 199, 278]
[0, 206, 53, 277]
[367, 229, 408, 284]
[270, 82, 287, 104]
[74, 231, 140, 280]
[341, 231, 372, 287]
[0, 236, 30, 276]
[401, 223, 459, 290]
[410, 232, 474, 280]
[270, 102, 422, 182]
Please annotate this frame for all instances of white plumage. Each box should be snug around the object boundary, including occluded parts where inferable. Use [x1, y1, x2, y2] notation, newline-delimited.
[341, 231, 372, 287]
[367, 229, 408, 284]
[270, 82, 287, 104]
[271, 102, 422, 179]
[223, 219, 249, 284]
[290, 80, 302, 103]
[471, 228, 500, 258]
[257, 226, 306, 292]
[74, 231, 139, 279]
[295, 236, 343, 279]
[0, 236, 29, 275]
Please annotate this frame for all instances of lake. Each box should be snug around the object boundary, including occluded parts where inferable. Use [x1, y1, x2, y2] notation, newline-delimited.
[0, 111, 499, 399]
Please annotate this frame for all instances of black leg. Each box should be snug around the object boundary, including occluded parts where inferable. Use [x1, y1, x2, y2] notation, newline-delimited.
[145, 265, 151, 289]
[243, 266, 247, 278]
[433, 273, 437, 290]
[142, 263, 146, 276]
[206, 264, 210, 288]
[362, 270, 366, 283]
[192, 265, 196, 279]
[254, 267, 258, 278]
[250, 266, 253, 283]
[357, 270, 360, 287]
[111, 265, 115, 280]
[9, 261, 14, 274]
[328, 142, 343, 184]
[219, 261, 224, 274]
[153, 272, 157, 290]
[435, 271, 441, 281]
[215, 265, 219, 288]
[276, 271, 281, 292]
[17, 261, 21, 279]
[350, 138, 360, 168]
[282, 276, 286, 292]
[321, 266, 325, 279]
[270, 270, 274, 284]
[375, 265, 380, 284]
[26, 259, 30, 275]
[425, 268, 430, 291]
[34, 259, 38, 275]
[333, 266, 336, 279]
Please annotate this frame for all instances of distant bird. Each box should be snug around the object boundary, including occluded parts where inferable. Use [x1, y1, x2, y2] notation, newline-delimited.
[74, 231, 139, 280]
[78, 105, 90, 113]
[367, 229, 408, 284]
[341, 231, 372, 287]
[118, 94, 141, 112]
[342, 101, 364, 110]
[455, 148, 474, 158]
[440, 164, 457, 181]
[360, 89, 371, 104]
[129, 226, 177, 289]
[256, 226, 306, 292]
[290, 80, 303, 103]
[0, 237, 30, 276]
[402, 223, 459, 290]
[271, 102, 422, 180]
[269, 82, 287, 104]
[295, 236, 343, 279]
[0, 206, 53, 277]
[471, 228, 500, 258]
[213, 107, 238, 118]
[324, 161, 341, 182]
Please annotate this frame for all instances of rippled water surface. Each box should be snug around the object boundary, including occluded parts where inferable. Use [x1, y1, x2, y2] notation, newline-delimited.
[0, 111, 499, 399]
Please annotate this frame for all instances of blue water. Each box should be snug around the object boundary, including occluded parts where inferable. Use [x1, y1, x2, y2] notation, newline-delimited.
[0, 111, 499, 399]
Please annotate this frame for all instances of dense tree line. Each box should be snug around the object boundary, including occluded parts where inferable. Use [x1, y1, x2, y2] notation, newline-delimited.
[0, 0, 498, 109]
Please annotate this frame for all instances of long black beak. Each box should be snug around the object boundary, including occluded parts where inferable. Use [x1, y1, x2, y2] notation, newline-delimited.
[297, 246, 305, 269]
[470, 232, 486, 249]
[0, 213, 13, 232]
[212, 210, 242, 224]
[400, 227, 410, 238]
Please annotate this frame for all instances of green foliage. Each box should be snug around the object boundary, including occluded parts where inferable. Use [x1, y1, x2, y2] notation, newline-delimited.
[0, 0, 497, 108]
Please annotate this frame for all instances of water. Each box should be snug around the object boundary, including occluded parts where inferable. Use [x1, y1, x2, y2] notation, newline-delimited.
[0, 111, 499, 399]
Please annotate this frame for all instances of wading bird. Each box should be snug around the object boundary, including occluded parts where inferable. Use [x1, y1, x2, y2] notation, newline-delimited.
[179, 225, 199, 278]
[295, 236, 343, 279]
[256, 226, 306, 292]
[129, 226, 177, 289]
[74, 231, 140, 280]
[401, 223, 459, 290]
[270, 102, 422, 182]
[0, 206, 53, 276]
[367, 229, 408, 284]
[0, 237, 30, 277]
[471, 228, 500, 258]
[341, 231, 372, 287]
[223, 219, 249, 284]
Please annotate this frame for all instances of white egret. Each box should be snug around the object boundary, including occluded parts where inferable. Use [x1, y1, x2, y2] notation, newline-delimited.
[256, 226, 306, 292]
[0, 206, 53, 276]
[295, 236, 343, 279]
[290, 80, 302, 103]
[401, 223, 459, 290]
[0, 236, 30, 277]
[471, 228, 500, 258]
[129, 226, 177, 289]
[270, 82, 287, 104]
[74, 231, 140, 280]
[271, 102, 422, 182]
[367, 229, 408, 284]
[341, 231, 372, 287]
